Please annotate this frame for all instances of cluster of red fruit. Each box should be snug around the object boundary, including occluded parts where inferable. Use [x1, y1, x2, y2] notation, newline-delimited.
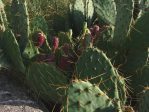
[33, 32, 59, 52]
[34, 24, 100, 50]
[32, 25, 100, 71]
[33, 31, 74, 71]
[90, 25, 100, 37]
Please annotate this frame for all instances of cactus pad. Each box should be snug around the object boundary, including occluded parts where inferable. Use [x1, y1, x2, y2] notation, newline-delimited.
[30, 16, 49, 37]
[2, 29, 25, 73]
[113, 0, 134, 46]
[138, 88, 149, 112]
[63, 80, 117, 112]
[93, 0, 117, 25]
[76, 47, 126, 105]
[26, 62, 67, 103]
[11, 0, 30, 52]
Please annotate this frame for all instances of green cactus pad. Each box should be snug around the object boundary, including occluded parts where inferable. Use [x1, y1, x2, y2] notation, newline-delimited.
[0, 0, 8, 31]
[69, 0, 85, 36]
[122, 49, 148, 74]
[122, 12, 149, 76]
[30, 16, 49, 37]
[11, 0, 30, 52]
[23, 40, 39, 59]
[93, 0, 117, 25]
[129, 11, 149, 48]
[63, 80, 117, 112]
[127, 65, 149, 94]
[26, 62, 67, 103]
[76, 47, 126, 105]
[139, 0, 149, 16]
[0, 48, 10, 68]
[84, 0, 94, 26]
[69, 0, 94, 36]
[138, 88, 149, 112]
[83, 33, 92, 48]
[2, 29, 25, 73]
[58, 32, 73, 47]
[112, 0, 134, 46]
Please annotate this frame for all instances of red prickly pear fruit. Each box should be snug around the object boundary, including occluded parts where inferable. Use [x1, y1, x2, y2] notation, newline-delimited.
[52, 36, 59, 52]
[93, 25, 100, 33]
[37, 32, 45, 47]
[90, 25, 100, 37]
[32, 31, 45, 47]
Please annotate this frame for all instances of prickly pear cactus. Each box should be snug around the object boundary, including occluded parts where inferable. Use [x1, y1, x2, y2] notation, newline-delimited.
[83, 33, 92, 48]
[30, 16, 49, 37]
[63, 80, 118, 112]
[93, 0, 117, 25]
[23, 40, 39, 60]
[76, 47, 126, 105]
[139, 0, 149, 15]
[0, 0, 14, 68]
[122, 11, 149, 74]
[0, 48, 10, 68]
[0, 0, 8, 32]
[113, 0, 134, 46]
[93, 0, 134, 47]
[26, 62, 67, 103]
[126, 65, 149, 95]
[129, 11, 149, 48]
[30, 31, 51, 54]
[69, 0, 94, 36]
[11, 0, 30, 52]
[69, 0, 85, 36]
[58, 32, 73, 47]
[83, 0, 94, 26]
[1, 29, 25, 73]
[138, 88, 149, 112]
[118, 9, 149, 96]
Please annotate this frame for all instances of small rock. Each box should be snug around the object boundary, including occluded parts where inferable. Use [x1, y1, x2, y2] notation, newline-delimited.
[0, 105, 43, 112]
[0, 72, 48, 112]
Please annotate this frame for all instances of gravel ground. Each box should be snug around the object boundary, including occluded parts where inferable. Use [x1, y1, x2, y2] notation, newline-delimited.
[0, 71, 48, 112]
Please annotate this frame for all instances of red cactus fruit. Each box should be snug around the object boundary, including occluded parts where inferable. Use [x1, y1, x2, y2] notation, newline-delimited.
[90, 25, 100, 37]
[52, 36, 59, 52]
[32, 31, 45, 47]
[37, 32, 45, 47]
[93, 25, 100, 33]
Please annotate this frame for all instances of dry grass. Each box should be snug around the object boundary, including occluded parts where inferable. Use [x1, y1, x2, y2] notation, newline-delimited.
[26, 0, 70, 33]
[26, 0, 69, 19]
